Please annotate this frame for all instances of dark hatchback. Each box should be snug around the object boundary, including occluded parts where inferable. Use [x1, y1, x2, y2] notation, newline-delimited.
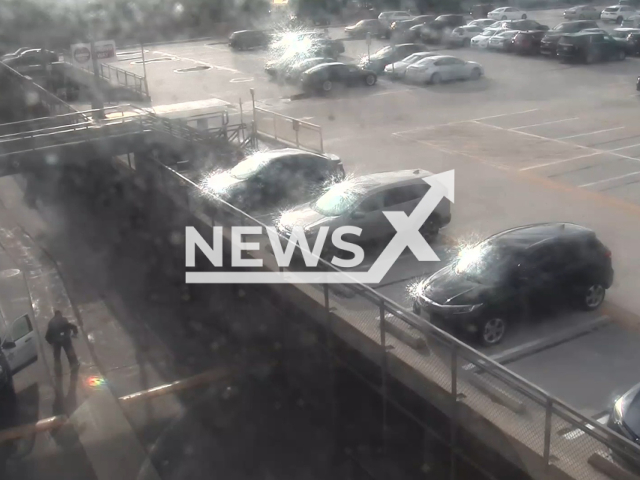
[301, 62, 377, 93]
[412, 223, 614, 346]
[359, 43, 425, 73]
[557, 32, 627, 63]
[608, 383, 640, 472]
[203, 149, 345, 214]
[511, 30, 547, 54]
[540, 20, 599, 55]
[612, 29, 640, 54]
[228, 30, 272, 50]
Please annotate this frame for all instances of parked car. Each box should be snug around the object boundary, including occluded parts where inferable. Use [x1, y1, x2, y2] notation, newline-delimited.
[204, 149, 345, 214]
[611, 27, 640, 52]
[488, 30, 520, 51]
[344, 19, 387, 38]
[488, 7, 528, 20]
[277, 169, 451, 250]
[228, 30, 272, 50]
[405, 55, 484, 84]
[448, 25, 486, 47]
[564, 5, 602, 20]
[420, 14, 468, 43]
[511, 30, 547, 54]
[390, 16, 437, 41]
[2, 48, 59, 74]
[540, 20, 599, 56]
[378, 10, 413, 29]
[1, 46, 36, 61]
[607, 383, 640, 471]
[470, 4, 494, 19]
[626, 31, 640, 54]
[359, 43, 425, 73]
[621, 14, 640, 27]
[495, 19, 549, 31]
[468, 19, 497, 29]
[557, 31, 627, 62]
[384, 52, 441, 78]
[601, 5, 637, 23]
[301, 62, 377, 93]
[285, 56, 334, 82]
[412, 223, 614, 346]
[470, 28, 508, 48]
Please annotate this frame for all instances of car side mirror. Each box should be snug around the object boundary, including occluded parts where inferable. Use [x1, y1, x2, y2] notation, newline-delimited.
[2, 340, 16, 349]
[351, 210, 365, 219]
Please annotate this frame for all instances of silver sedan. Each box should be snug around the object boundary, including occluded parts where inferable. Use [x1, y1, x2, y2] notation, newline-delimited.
[404, 55, 484, 84]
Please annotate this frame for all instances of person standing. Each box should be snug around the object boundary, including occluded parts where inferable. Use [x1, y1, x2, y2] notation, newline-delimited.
[45, 310, 80, 371]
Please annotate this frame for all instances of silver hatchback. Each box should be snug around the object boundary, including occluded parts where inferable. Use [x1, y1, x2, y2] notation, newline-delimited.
[277, 169, 452, 245]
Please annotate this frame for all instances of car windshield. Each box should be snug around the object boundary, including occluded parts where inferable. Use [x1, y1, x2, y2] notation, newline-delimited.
[413, 57, 435, 66]
[481, 30, 495, 36]
[554, 23, 580, 32]
[402, 53, 424, 64]
[229, 154, 272, 179]
[372, 46, 393, 58]
[454, 244, 514, 284]
[312, 181, 367, 216]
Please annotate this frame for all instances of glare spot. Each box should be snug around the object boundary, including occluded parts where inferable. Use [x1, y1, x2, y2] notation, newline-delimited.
[24, 91, 39, 107]
[45, 152, 59, 165]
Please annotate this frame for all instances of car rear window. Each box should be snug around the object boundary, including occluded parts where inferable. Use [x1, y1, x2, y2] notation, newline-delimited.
[559, 35, 579, 45]
[604, 7, 619, 12]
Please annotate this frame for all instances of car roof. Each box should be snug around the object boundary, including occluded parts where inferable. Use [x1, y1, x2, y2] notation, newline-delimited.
[247, 148, 325, 163]
[348, 169, 434, 191]
[306, 62, 345, 72]
[486, 223, 594, 250]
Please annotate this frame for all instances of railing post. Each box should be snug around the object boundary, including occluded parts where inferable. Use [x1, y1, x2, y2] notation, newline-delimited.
[379, 301, 389, 461]
[450, 344, 458, 480]
[543, 397, 553, 470]
[319, 127, 324, 153]
[273, 115, 277, 141]
[295, 128, 299, 148]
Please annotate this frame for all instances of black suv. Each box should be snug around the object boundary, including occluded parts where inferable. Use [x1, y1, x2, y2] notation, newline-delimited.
[557, 32, 627, 63]
[412, 223, 614, 346]
[540, 20, 599, 55]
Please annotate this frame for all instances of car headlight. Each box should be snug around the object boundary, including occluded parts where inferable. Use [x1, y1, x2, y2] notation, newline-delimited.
[613, 396, 624, 423]
[451, 303, 483, 315]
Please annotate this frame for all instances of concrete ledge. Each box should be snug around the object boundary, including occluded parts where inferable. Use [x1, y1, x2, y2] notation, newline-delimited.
[466, 373, 527, 415]
[588, 451, 640, 480]
[379, 312, 428, 351]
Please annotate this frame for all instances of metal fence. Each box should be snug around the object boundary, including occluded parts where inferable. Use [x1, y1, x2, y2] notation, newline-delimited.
[94, 62, 150, 100]
[253, 106, 324, 153]
[133, 143, 640, 480]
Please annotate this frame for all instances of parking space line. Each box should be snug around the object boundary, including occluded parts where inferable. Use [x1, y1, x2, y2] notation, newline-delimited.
[520, 152, 603, 172]
[472, 109, 539, 121]
[558, 127, 625, 140]
[510, 117, 579, 131]
[579, 171, 640, 188]
[562, 413, 609, 441]
[612, 142, 640, 152]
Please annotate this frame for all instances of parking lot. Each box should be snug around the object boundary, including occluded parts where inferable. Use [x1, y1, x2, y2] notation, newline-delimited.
[99, 6, 640, 427]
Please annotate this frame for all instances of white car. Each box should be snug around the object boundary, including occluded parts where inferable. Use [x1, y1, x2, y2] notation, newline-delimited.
[405, 55, 483, 84]
[448, 25, 485, 46]
[378, 11, 413, 28]
[487, 30, 520, 50]
[488, 7, 528, 20]
[468, 19, 497, 28]
[470, 28, 508, 48]
[601, 5, 638, 23]
[621, 14, 640, 27]
[384, 52, 440, 78]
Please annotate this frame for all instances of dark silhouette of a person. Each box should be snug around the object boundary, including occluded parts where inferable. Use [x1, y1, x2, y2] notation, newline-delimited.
[45, 310, 79, 372]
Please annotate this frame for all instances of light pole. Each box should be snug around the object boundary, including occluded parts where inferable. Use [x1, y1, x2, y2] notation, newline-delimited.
[89, 17, 105, 118]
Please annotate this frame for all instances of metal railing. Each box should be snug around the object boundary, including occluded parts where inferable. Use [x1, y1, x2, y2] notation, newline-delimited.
[253, 106, 324, 153]
[132, 147, 640, 480]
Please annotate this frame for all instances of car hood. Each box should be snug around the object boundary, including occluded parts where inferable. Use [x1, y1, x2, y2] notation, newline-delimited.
[618, 383, 640, 438]
[277, 203, 335, 233]
[203, 171, 245, 201]
[421, 265, 491, 305]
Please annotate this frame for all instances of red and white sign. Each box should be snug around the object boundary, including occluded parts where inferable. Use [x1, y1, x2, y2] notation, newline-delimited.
[70, 40, 117, 68]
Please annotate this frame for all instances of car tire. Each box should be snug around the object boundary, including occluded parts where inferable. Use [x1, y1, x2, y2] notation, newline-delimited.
[478, 317, 507, 346]
[617, 16, 623, 24]
[322, 80, 333, 92]
[430, 72, 442, 84]
[364, 74, 376, 86]
[469, 68, 481, 80]
[463, 38, 471, 47]
[521, 14, 527, 19]
[582, 284, 606, 310]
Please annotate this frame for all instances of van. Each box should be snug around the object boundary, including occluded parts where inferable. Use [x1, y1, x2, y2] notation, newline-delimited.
[0, 253, 38, 397]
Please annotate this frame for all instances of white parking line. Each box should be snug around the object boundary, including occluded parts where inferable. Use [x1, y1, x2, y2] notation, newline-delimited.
[510, 117, 579, 131]
[371, 88, 416, 97]
[612, 142, 640, 152]
[579, 171, 640, 188]
[520, 152, 603, 171]
[562, 413, 609, 441]
[557, 127, 625, 140]
[153, 49, 241, 73]
[472, 108, 539, 121]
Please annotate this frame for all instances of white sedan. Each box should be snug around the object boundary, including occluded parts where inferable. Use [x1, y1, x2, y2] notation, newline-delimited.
[470, 28, 508, 48]
[447, 25, 485, 46]
[488, 7, 528, 20]
[384, 52, 440, 78]
[601, 5, 638, 23]
[405, 55, 483, 84]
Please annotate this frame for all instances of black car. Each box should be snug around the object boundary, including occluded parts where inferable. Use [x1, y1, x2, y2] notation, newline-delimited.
[607, 383, 640, 471]
[228, 30, 272, 50]
[344, 19, 387, 38]
[497, 19, 549, 31]
[204, 149, 345, 214]
[301, 62, 377, 93]
[359, 43, 425, 73]
[612, 28, 640, 54]
[557, 32, 627, 63]
[420, 15, 467, 43]
[511, 30, 547, 54]
[540, 20, 599, 56]
[412, 223, 613, 346]
[390, 15, 437, 41]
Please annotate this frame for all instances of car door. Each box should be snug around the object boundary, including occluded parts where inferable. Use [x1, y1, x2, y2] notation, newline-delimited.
[350, 191, 387, 241]
[2, 314, 37, 373]
[433, 57, 455, 80]
[447, 57, 468, 79]
[588, 33, 606, 60]
[602, 33, 621, 58]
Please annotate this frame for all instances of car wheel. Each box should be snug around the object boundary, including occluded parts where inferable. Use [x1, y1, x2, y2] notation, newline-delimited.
[617, 16, 623, 24]
[419, 218, 439, 238]
[521, 14, 527, 19]
[501, 15, 507, 20]
[582, 284, 605, 310]
[322, 80, 333, 92]
[469, 68, 481, 80]
[430, 72, 442, 84]
[364, 74, 376, 86]
[617, 49, 626, 61]
[478, 317, 507, 346]
[463, 38, 471, 47]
